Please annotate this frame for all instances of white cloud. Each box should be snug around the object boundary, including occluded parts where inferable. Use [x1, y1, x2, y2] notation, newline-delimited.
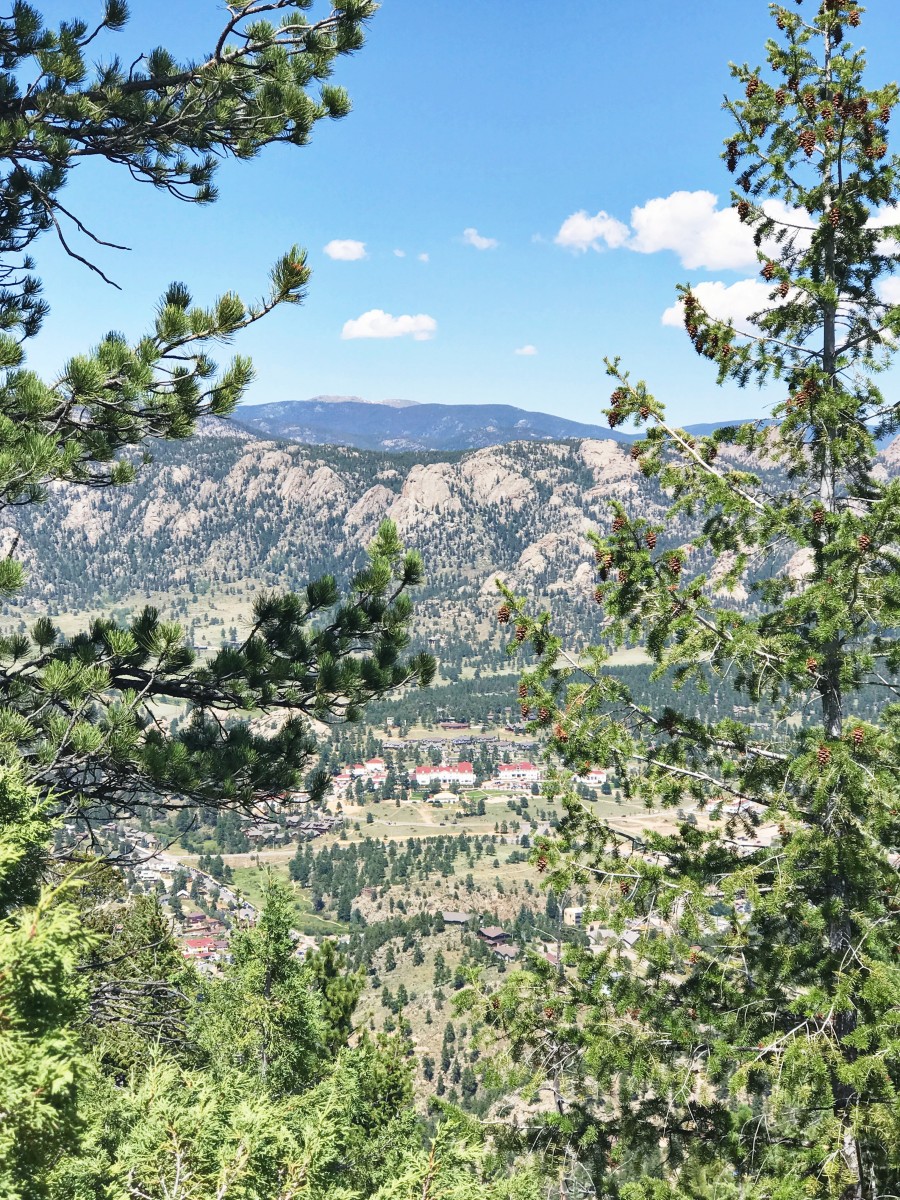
[418, 252, 430, 263]
[324, 239, 367, 261]
[871, 205, 900, 255]
[554, 193, 815, 270]
[514, 344, 538, 356]
[629, 191, 757, 271]
[393, 248, 406, 258]
[463, 227, 498, 250]
[554, 209, 630, 253]
[341, 309, 437, 341]
[662, 279, 778, 330]
[879, 276, 900, 305]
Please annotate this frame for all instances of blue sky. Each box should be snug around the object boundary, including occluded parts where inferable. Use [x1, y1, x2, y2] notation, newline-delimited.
[28, 1, 900, 426]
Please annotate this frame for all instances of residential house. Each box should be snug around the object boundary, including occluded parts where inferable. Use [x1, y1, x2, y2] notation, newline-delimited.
[477, 925, 508, 946]
[563, 906, 584, 929]
[441, 911, 473, 926]
[181, 936, 217, 959]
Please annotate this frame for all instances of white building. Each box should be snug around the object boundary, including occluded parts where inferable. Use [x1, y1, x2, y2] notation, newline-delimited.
[498, 761, 542, 787]
[413, 762, 476, 790]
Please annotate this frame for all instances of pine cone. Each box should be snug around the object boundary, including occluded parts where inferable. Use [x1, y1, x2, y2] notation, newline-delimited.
[812, 507, 825, 526]
[824, 123, 836, 141]
[817, 744, 831, 766]
[612, 515, 626, 533]
[848, 8, 861, 26]
[851, 727, 865, 746]
[727, 155, 737, 173]
[497, 603, 511, 625]
[553, 723, 568, 742]
[746, 76, 760, 98]
[806, 657, 819, 675]
[538, 706, 551, 723]
[515, 623, 528, 643]
[618, 569, 628, 584]
[518, 682, 528, 700]
[799, 129, 816, 155]
[646, 531, 658, 550]
[593, 585, 604, 605]
[536, 853, 548, 874]
[639, 405, 650, 420]
[762, 261, 777, 280]
[608, 412, 621, 429]
[520, 703, 530, 718]
[802, 89, 817, 112]
[858, 533, 872, 552]
[881, 105, 891, 123]
[778, 279, 790, 298]
[828, 206, 840, 228]
[544, 1006, 556, 1019]
[775, 87, 787, 106]
[602, 552, 614, 570]
[737, 199, 751, 222]
[668, 556, 682, 577]
[630, 443, 642, 460]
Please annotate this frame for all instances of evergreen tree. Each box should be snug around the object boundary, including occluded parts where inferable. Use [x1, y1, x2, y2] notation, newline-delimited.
[491, 4, 900, 1198]
[305, 937, 364, 1055]
[201, 877, 323, 1092]
[0, 767, 96, 1198]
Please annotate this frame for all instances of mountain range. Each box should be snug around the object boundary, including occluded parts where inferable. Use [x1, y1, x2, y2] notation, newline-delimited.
[15, 420, 900, 673]
[235, 396, 747, 453]
[4, 424, 691, 664]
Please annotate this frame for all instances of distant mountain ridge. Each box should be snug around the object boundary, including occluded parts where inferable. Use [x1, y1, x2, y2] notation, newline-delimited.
[235, 397, 751, 452]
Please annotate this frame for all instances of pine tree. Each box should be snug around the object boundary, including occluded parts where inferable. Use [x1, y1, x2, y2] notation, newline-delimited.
[0, 767, 97, 1198]
[491, 3, 900, 1197]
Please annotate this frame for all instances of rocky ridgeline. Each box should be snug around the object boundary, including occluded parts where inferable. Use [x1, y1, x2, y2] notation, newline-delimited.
[9, 423, 896, 654]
